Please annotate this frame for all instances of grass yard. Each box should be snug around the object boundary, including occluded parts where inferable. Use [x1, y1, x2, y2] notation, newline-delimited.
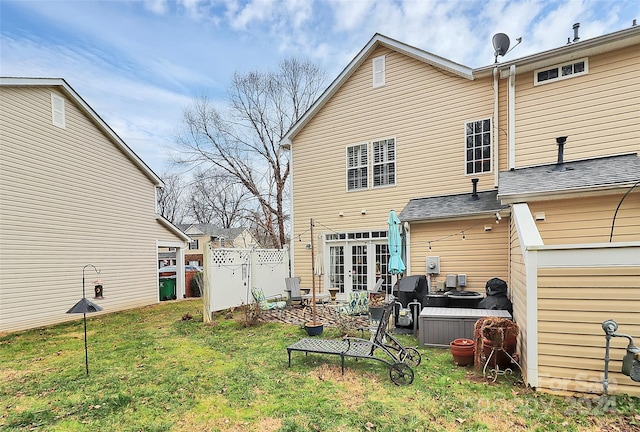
[1, 299, 638, 431]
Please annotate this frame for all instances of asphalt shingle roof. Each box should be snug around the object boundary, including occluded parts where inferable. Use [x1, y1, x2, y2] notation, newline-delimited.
[498, 153, 640, 200]
[399, 190, 508, 222]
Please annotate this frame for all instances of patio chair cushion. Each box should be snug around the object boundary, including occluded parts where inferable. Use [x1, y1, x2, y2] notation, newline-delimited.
[338, 291, 369, 315]
[251, 287, 287, 310]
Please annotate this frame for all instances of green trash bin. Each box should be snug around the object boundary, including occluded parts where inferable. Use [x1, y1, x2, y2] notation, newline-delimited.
[159, 276, 176, 301]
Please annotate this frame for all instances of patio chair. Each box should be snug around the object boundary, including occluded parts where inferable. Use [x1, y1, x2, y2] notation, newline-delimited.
[287, 302, 422, 385]
[285, 277, 330, 306]
[251, 287, 287, 315]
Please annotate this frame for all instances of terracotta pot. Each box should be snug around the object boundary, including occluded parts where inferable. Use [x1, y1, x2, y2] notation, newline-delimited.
[482, 335, 517, 369]
[450, 338, 475, 366]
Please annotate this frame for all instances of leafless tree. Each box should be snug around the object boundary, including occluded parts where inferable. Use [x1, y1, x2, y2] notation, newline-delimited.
[157, 171, 187, 224]
[176, 57, 325, 248]
[189, 168, 251, 228]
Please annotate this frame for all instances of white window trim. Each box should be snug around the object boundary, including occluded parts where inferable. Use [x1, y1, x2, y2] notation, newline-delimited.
[51, 93, 65, 128]
[372, 136, 396, 189]
[372, 55, 386, 88]
[534, 58, 588, 86]
[346, 142, 369, 192]
[464, 118, 492, 176]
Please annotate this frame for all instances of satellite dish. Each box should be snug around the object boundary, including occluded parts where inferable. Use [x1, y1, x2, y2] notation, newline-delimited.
[492, 33, 510, 57]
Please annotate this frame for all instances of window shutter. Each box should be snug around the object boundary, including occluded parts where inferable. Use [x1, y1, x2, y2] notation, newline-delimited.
[373, 56, 385, 88]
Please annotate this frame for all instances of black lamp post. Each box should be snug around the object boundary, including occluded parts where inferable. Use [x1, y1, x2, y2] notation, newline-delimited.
[66, 264, 103, 375]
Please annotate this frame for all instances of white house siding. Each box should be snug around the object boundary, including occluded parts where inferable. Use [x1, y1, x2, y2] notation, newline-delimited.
[513, 45, 640, 168]
[291, 46, 495, 283]
[0, 84, 179, 332]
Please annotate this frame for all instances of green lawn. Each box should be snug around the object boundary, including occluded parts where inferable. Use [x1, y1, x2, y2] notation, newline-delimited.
[1, 299, 638, 431]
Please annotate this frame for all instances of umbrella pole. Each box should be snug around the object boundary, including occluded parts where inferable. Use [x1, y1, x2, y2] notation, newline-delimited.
[310, 218, 317, 324]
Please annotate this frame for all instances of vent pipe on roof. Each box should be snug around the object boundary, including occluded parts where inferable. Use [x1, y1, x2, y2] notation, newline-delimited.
[573, 23, 580, 42]
[553, 136, 568, 171]
[471, 178, 479, 200]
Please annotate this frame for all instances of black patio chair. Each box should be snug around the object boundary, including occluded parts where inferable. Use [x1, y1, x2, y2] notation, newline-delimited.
[286, 302, 422, 385]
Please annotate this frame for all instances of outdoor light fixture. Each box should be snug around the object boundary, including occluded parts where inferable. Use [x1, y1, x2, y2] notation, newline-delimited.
[67, 264, 104, 375]
[305, 243, 312, 250]
[495, 212, 502, 223]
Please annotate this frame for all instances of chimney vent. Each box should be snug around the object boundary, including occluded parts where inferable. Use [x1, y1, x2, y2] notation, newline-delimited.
[471, 178, 479, 200]
[553, 136, 568, 171]
[573, 23, 580, 42]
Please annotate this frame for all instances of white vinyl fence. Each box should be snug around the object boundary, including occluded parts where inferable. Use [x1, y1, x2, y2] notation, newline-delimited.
[202, 245, 289, 322]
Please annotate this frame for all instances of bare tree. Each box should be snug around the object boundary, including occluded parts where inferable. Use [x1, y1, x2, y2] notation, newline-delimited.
[157, 171, 187, 224]
[176, 58, 325, 248]
[189, 168, 251, 228]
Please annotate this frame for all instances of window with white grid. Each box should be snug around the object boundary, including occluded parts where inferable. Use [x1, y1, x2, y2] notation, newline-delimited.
[372, 138, 396, 187]
[465, 119, 491, 175]
[346, 143, 368, 191]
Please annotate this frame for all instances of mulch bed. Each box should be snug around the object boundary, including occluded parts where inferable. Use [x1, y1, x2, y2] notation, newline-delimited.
[260, 304, 369, 328]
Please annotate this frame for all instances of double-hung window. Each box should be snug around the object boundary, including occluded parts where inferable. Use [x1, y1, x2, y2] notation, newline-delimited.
[372, 138, 396, 187]
[347, 143, 368, 191]
[465, 119, 491, 175]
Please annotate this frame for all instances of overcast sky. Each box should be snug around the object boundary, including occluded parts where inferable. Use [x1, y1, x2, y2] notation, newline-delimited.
[1, 0, 638, 175]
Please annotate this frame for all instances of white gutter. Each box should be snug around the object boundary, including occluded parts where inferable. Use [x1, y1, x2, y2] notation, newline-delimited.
[508, 65, 516, 170]
[287, 145, 296, 276]
[493, 67, 499, 187]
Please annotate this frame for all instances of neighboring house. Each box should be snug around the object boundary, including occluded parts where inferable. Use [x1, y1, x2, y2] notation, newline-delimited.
[175, 224, 260, 267]
[282, 25, 639, 396]
[0, 77, 191, 333]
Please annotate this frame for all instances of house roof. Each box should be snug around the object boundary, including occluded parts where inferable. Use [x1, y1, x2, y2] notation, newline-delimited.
[280, 33, 473, 147]
[282, 26, 640, 147]
[476, 24, 640, 79]
[399, 190, 509, 222]
[177, 224, 248, 239]
[157, 216, 191, 242]
[498, 153, 640, 203]
[0, 77, 163, 186]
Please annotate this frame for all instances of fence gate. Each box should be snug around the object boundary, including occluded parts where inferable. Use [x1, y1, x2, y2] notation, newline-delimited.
[203, 246, 289, 322]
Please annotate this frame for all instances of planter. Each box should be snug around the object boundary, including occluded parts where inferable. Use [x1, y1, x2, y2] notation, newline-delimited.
[305, 322, 324, 336]
[368, 306, 385, 321]
[328, 288, 339, 301]
[482, 335, 517, 369]
[450, 338, 475, 366]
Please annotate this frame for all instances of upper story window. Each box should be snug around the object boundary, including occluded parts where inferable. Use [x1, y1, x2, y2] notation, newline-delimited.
[465, 119, 491, 175]
[534, 58, 588, 85]
[372, 55, 385, 88]
[51, 93, 65, 128]
[372, 138, 396, 187]
[188, 239, 199, 250]
[346, 143, 368, 191]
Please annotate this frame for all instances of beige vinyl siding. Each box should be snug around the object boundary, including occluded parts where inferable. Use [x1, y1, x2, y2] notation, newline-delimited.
[537, 267, 640, 397]
[292, 46, 495, 281]
[408, 218, 509, 293]
[0, 86, 176, 332]
[528, 193, 640, 245]
[508, 218, 529, 382]
[513, 45, 640, 168]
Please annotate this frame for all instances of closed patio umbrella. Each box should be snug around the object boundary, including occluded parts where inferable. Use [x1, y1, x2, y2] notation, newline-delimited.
[387, 210, 406, 276]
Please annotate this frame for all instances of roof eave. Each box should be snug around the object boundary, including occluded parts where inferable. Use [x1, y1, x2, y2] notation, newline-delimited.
[280, 33, 473, 145]
[157, 216, 191, 242]
[498, 182, 639, 204]
[403, 209, 510, 224]
[0, 77, 164, 186]
[478, 25, 640, 79]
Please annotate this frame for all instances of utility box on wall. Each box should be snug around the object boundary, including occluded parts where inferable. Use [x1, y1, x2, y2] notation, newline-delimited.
[426, 256, 440, 274]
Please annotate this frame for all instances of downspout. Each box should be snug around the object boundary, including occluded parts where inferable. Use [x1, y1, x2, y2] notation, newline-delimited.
[508, 64, 516, 170]
[493, 67, 499, 187]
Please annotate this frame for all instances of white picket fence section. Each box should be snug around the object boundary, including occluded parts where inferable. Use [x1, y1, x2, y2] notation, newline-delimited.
[202, 245, 289, 322]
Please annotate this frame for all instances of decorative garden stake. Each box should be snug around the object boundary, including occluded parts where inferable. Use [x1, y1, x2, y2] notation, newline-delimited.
[66, 264, 103, 375]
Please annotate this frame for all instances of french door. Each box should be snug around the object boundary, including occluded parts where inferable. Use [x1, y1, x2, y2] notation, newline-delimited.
[327, 241, 392, 297]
